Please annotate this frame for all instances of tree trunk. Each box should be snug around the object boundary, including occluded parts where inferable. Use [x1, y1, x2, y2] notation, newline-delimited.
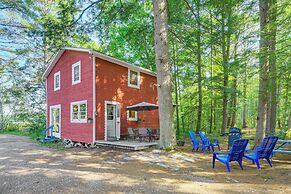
[256, 0, 269, 147]
[173, 43, 180, 138]
[230, 76, 237, 128]
[221, 10, 231, 135]
[242, 62, 248, 128]
[209, 13, 214, 134]
[268, 0, 277, 134]
[196, 0, 202, 134]
[153, 0, 175, 149]
[283, 80, 289, 128]
[230, 37, 239, 128]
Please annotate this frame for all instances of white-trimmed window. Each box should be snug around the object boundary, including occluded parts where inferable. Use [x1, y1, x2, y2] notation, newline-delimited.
[71, 100, 87, 123]
[128, 69, 140, 89]
[127, 110, 137, 121]
[72, 61, 81, 85]
[54, 71, 60, 91]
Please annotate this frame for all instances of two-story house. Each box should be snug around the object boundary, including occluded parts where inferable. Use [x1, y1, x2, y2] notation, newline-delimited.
[42, 47, 159, 143]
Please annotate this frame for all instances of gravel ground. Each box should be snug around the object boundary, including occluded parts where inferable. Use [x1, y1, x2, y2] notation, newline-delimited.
[0, 134, 290, 194]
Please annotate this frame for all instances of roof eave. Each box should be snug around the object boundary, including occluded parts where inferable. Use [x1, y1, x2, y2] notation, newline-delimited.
[41, 47, 157, 81]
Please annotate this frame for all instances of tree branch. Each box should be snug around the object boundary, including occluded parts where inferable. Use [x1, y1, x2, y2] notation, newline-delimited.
[71, 0, 103, 26]
[0, 23, 28, 29]
[0, 6, 13, 10]
[183, 0, 209, 30]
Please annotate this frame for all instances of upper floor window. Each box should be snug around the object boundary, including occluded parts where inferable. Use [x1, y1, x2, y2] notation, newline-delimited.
[72, 61, 81, 85]
[71, 100, 87, 123]
[127, 110, 137, 121]
[128, 69, 140, 89]
[54, 71, 60, 91]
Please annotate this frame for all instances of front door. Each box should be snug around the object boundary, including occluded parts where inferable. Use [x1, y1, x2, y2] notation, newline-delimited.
[106, 102, 120, 140]
[50, 105, 61, 138]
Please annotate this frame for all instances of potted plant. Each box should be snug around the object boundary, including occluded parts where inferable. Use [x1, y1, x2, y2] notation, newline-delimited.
[137, 117, 143, 123]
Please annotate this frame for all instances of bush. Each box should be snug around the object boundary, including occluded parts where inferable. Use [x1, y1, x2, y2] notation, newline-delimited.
[285, 129, 291, 139]
[1, 113, 46, 139]
[4, 122, 29, 132]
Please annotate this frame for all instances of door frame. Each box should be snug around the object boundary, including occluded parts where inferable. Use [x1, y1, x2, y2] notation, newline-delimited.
[49, 104, 61, 138]
[104, 101, 120, 141]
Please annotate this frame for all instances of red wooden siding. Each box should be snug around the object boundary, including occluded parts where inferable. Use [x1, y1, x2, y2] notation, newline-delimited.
[95, 57, 159, 140]
[47, 51, 94, 143]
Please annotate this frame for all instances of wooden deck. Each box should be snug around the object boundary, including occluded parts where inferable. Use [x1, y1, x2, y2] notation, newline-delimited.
[95, 140, 158, 151]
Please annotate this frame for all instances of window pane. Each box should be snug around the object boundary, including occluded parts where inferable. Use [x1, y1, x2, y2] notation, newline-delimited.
[80, 103, 86, 112]
[74, 65, 79, 81]
[80, 111, 86, 120]
[73, 104, 78, 113]
[129, 110, 136, 119]
[107, 105, 114, 120]
[130, 70, 138, 86]
[55, 75, 60, 88]
[72, 112, 78, 120]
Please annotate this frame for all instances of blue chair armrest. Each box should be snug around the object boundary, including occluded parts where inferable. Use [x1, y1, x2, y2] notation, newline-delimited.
[213, 151, 229, 155]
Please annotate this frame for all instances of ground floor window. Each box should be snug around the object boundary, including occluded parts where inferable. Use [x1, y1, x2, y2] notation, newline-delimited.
[71, 100, 87, 123]
[127, 110, 137, 121]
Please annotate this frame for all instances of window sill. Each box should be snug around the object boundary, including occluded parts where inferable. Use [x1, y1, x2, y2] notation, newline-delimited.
[71, 120, 87, 123]
[72, 81, 81, 85]
[128, 84, 140, 89]
[128, 119, 138, 122]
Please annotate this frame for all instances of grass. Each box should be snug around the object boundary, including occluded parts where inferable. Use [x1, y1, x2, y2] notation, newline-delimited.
[0, 130, 31, 137]
[38, 140, 66, 150]
[0, 130, 66, 150]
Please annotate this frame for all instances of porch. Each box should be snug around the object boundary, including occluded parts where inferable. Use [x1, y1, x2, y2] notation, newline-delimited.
[95, 140, 158, 151]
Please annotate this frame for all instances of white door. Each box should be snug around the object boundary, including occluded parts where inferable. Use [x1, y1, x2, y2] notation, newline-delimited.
[50, 105, 61, 138]
[106, 102, 120, 140]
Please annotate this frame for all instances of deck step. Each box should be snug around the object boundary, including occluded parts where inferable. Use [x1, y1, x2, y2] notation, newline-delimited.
[95, 140, 158, 151]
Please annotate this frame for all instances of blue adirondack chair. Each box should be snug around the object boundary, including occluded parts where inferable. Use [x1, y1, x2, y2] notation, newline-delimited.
[244, 136, 278, 169]
[189, 131, 203, 152]
[198, 131, 220, 154]
[213, 138, 249, 172]
[39, 125, 58, 143]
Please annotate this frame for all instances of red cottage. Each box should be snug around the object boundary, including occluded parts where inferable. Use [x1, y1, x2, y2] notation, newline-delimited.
[42, 47, 159, 143]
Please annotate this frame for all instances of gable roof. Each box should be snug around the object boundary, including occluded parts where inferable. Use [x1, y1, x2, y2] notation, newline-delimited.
[41, 47, 157, 80]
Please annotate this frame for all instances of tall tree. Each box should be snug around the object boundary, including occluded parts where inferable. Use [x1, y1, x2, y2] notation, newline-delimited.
[195, 0, 203, 133]
[153, 0, 175, 148]
[220, 1, 232, 134]
[256, 0, 270, 146]
[267, 0, 277, 134]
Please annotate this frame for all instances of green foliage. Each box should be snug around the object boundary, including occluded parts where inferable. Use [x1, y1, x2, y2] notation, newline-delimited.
[0, 0, 290, 142]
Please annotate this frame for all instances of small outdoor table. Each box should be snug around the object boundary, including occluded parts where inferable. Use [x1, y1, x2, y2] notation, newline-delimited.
[273, 139, 291, 155]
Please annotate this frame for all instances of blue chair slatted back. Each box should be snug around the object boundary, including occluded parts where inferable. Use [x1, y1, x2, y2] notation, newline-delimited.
[229, 138, 249, 162]
[198, 131, 210, 146]
[258, 136, 278, 159]
[41, 125, 54, 137]
[189, 131, 199, 148]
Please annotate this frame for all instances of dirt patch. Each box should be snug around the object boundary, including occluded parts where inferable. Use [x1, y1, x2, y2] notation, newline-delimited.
[0, 135, 290, 194]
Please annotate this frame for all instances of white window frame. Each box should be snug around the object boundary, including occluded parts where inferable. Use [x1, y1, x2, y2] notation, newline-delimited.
[127, 110, 138, 121]
[54, 71, 60, 91]
[70, 100, 87, 123]
[128, 69, 140, 89]
[72, 61, 81, 85]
